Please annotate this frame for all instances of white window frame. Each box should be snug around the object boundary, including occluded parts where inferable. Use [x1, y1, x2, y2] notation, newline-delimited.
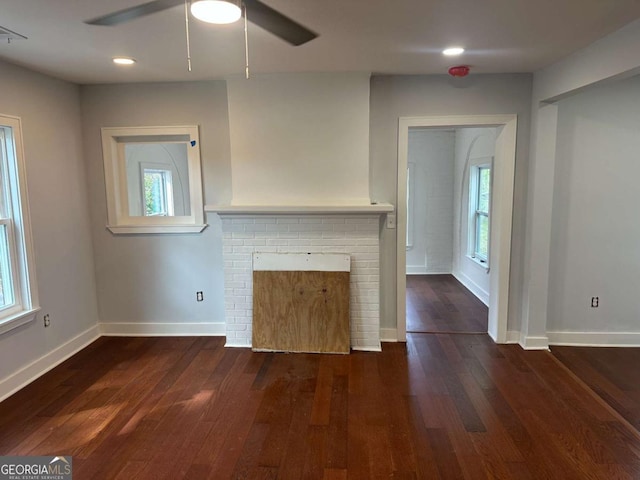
[141, 165, 175, 217]
[0, 114, 40, 335]
[101, 126, 206, 234]
[468, 158, 493, 266]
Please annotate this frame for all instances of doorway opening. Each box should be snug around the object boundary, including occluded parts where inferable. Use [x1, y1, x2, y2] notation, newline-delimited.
[396, 115, 517, 343]
[405, 126, 496, 334]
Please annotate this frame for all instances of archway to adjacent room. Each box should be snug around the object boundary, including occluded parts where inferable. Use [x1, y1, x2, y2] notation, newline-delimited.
[396, 115, 518, 343]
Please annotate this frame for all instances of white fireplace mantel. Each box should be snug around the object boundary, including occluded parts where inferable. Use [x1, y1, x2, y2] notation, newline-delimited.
[205, 203, 394, 215]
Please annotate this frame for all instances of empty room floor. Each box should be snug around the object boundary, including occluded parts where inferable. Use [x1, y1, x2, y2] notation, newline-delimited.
[1, 335, 640, 479]
[552, 346, 640, 433]
[407, 274, 488, 333]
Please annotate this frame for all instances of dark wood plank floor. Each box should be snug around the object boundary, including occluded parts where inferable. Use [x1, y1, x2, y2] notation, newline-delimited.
[1, 335, 640, 479]
[552, 346, 640, 433]
[407, 274, 488, 333]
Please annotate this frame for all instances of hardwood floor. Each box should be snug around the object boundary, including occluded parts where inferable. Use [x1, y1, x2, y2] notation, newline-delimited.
[552, 346, 640, 432]
[1, 335, 640, 479]
[407, 274, 488, 333]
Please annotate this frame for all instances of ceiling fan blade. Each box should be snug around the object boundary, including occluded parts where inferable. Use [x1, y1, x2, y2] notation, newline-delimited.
[244, 0, 317, 46]
[85, 0, 184, 26]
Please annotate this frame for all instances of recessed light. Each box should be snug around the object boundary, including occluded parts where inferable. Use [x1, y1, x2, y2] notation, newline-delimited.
[443, 47, 465, 56]
[112, 57, 136, 65]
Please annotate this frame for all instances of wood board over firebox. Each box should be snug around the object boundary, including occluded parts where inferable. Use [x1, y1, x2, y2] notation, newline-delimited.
[252, 253, 350, 354]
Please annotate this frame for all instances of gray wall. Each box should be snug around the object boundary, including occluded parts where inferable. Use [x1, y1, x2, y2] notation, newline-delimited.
[549, 74, 640, 333]
[370, 74, 532, 331]
[80, 82, 231, 328]
[227, 73, 371, 205]
[0, 60, 99, 381]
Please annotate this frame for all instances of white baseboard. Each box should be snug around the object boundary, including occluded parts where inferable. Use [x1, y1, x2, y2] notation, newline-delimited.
[520, 335, 550, 350]
[99, 322, 226, 336]
[0, 325, 100, 402]
[505, 330, 521, 344]
[380, 328, 398, 342]
[548, 331, 640, 347]
[406, 268, 451, 275]
[451, 271, 489, 306]
[224, 339, 386, 352]
[352, 344, 383, 352]
[224, 341, 251, 348]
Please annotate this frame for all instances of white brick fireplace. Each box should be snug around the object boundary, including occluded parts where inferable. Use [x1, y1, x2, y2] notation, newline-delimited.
[209, 205, 393, 351]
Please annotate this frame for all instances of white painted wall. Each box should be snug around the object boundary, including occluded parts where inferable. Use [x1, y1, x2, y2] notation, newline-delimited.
[406, 129, 454, 274]
[227, 73, 371, 206]
[80, 82, 230, 332]
[370, 74, 532, 332]
[523, 18, 640, 347]
[452, 128, 496, 305]
[0, 60, 99, 394]
[548, 75, 640, 334]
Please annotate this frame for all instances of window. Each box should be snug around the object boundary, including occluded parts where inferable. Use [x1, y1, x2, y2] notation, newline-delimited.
[101, 126, 205, 234]
[0, 115, 39, 335]
[143, 168, 174, 217]
[469, 163, 491, 264]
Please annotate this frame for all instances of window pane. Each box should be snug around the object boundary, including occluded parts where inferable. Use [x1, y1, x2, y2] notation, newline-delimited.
[144, 170, 169, 216]
[0, 224, 14, 308]
[478, 167, 491, 213]
[476, 215, 489, 260]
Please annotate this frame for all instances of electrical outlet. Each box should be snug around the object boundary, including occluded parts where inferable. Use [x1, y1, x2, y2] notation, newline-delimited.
[196, 291, 204, 302]
[591, 296, 599, 308]
[43, 314, 50, 327]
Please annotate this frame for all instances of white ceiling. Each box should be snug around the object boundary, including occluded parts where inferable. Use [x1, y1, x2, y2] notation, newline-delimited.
[1, 0, 640, 84]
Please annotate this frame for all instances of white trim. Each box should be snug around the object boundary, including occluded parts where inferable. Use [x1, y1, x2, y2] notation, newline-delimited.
[253, 253, 350, 272]
[506, 330, 520, 344]
[406, 162, 415, 249]
[0, 115, 40, 330]
[451, 271, 489, 306]
[0, 307, 39, 335]
[101, 125, 205, 235]
[0, 325, 100, 402]
[547, 331, 640, 347]
[466, 254, 490, 271]
[520, 335, 550, 350]
[406, 268, 452, 275]
[224, 340, 384, 352]
[380, 328, 398, 342]
[352, 344, 382, 352]
[397, 115, 517, 344]
[224, 341, 251, 349]
[206, 203, 394, 215]
[107, 224, 207, 234]
[99, 322, 226, 336]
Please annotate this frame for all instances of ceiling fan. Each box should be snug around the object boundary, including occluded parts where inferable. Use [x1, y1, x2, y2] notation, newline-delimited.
[85, 0, 318, 46]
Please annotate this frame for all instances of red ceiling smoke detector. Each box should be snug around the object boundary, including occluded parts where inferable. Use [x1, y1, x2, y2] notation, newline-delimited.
[448, 65, 470, 77]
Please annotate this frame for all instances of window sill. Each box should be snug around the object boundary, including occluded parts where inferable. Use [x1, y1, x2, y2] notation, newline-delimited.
[107, 224, 207, 235]
[0, 307, 40, 336]
[467, 255, 490, 272]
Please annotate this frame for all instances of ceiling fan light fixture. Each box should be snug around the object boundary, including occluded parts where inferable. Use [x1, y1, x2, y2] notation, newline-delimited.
[191, 0, 242, 24]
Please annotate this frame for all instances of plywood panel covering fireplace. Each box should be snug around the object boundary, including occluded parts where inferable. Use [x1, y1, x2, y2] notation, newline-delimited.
[252, 253, 350, 354]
